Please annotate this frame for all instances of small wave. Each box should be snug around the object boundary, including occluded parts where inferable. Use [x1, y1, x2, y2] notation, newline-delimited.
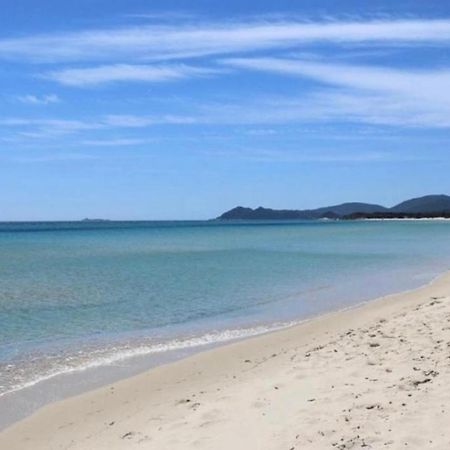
[0, 321, 296, 397]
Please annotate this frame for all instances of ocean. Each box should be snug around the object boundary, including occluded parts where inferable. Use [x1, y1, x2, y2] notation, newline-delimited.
[1, 220, 449, 425]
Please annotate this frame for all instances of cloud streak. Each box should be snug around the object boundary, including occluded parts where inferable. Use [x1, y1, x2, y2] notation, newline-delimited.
[82, 138, 152, 146]
[10, 153, 98, 163]
[222, 58, 450, 127]
[223, 57, 450, 100]
[203, 147, 433, 164]
[0, 114, 199, 140]
[3, 51, 450, 140]
[1, 19, 450, 63]
[45, 64, 219, 86]
[103, 114, 198, 127]
[17, 94, 60, 104]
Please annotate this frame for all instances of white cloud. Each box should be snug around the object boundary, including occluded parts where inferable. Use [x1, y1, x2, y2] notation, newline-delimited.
[3, 51, 450, 141]
[11, 153, 97, 163]
[223, 57, 450, 101]
[0, 118, 100, 130]
[82, 138, 150, 146]
[125, 12, 198, 21]
[0, 19, 449, 63]
[17, 94, 60, 104]
[245, 128, 277, 136]
[0, 114, 199, 141]
[306, 90, 450, 128]
[45, 64, 218, 86]
[0, 118, 104, 139]
[204, 148, 424, 163]
[221, 58, 450, 128]
[103, 114, 198, 127]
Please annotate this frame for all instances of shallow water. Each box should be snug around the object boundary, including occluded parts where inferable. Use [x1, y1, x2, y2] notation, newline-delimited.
[0, 220, 449, 422]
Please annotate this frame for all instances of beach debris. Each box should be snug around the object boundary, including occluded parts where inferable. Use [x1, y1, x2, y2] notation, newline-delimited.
[412, 378, 431, 387]
[121, 431, 135, 439]
[365, 404, 382, 410]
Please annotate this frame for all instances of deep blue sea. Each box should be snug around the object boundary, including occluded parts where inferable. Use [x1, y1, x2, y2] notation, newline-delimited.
[1, 220, 450, 403]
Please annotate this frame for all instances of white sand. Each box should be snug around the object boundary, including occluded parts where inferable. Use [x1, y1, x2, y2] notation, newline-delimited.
[2, 272, 450, 449]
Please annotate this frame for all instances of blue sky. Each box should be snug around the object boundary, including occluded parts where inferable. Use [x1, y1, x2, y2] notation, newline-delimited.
[1, 0, 450, 220]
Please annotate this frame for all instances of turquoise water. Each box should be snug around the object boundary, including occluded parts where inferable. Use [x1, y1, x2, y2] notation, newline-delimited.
[1, 220, 450, 397]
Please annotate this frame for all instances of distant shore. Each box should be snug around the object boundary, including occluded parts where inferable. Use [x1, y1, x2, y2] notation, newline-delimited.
[346, 217, 450, 221]
[217, 194, 450, 221]
[1, 271, 450, 449]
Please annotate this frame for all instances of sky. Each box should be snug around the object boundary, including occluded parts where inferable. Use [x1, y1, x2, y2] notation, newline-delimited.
[1, 0, 450, 220]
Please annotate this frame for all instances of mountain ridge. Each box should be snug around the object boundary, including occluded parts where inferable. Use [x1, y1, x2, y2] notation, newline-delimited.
[217, 195, 450, 220]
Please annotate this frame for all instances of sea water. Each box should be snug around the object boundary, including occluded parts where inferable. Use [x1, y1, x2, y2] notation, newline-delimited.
[1, 220, 449, 424]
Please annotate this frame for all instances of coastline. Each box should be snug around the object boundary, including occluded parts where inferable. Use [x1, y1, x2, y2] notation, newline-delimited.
[1, 270, 450, 449]
[348, 217, 450, 221]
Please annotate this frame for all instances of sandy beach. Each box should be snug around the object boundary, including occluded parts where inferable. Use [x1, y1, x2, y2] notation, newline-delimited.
[1, 271, 450, 449]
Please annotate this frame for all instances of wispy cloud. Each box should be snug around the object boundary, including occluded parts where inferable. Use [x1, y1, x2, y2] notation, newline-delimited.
[103, 114, 198, 127]
[0, 118, 101, 130]
[1, 19, 450, 63]
[245, 128, 278, 136]
[0, 118, 104, 139]
[3, 50, 450, 142]
[81, 138, 151, 146]
[204, 148, 426, 163]
[222, 58, 450, 128]
[17, 94, 60, 105]
[45, 64, 219, 86]
[125, 11, 198, 21]
[222, 57, 450, 101]
[0, 114, 199, 140]
[11, 153, 97, 163]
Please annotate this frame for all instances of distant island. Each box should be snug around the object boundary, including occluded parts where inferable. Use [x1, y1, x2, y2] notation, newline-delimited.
[217, 195, 450, 221]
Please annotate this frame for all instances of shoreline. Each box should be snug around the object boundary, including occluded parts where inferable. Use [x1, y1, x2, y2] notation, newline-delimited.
[0, 263, 438, 430]
[1, 270, 450, 449]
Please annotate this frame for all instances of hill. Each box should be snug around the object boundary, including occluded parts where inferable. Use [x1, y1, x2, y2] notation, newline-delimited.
[217, 195, 450, 220]
[390, 195, 450, 213]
